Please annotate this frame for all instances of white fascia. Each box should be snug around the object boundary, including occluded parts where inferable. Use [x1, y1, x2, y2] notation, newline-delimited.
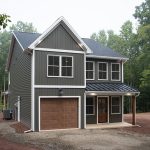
[28, 17, 92, 54]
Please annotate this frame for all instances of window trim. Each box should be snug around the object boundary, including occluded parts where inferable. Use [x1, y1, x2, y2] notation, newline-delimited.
[111, 63, 121, 81]
[86, 61, 95, 80]
[111, 96, 121, 114]
[47, 54, 73, 78]
[98, 62, 108, 80]
[86, 97, 95, 115]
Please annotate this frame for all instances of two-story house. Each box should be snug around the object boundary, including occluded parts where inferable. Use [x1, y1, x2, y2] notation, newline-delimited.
[6, 17, 139, 131]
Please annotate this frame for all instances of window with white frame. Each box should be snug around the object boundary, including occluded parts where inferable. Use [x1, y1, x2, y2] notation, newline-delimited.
[86, 61, 94, 80]
[86, 97, 95, 115]
[47, 55, 73, 77]
[61, 56, 73, 77]
[98, 62, 108, 80]
[111, 63, 120, 81]
[111, 97, 121, 114]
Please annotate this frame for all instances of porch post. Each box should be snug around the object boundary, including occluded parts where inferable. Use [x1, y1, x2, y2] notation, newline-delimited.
[132, 95, 136, 125]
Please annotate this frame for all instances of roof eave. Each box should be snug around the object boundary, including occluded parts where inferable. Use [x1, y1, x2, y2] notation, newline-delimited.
[85, 91, 140, 96]
[86, 55, 129, 61]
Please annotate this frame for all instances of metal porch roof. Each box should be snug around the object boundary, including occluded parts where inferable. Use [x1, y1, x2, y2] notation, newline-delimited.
[86, 83, 139, 94]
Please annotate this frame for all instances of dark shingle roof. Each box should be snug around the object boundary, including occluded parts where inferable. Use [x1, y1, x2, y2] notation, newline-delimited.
[13, 32, 127, 59]
[82, 38, 127, 59]
[86, 83, 139, 93]
[13, 31, 41, 49]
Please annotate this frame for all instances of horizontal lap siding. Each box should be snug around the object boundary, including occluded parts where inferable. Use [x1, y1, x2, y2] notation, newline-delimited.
[35, 88, 84, 131]
[35, 51, 85, 85]
[8, 40, 31, 128]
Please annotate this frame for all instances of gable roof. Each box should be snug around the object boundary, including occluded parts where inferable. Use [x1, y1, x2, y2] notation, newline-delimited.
[28, 17, 92, 53]
[83, 38, 128, 60]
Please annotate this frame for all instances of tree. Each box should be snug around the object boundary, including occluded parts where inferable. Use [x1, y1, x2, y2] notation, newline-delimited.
[0, 14, 11, 30]
[91, 30, 107, 46]
[10, 21, 37, 33]
[133, 0, 150, 25]
[0, 21, 37, 91]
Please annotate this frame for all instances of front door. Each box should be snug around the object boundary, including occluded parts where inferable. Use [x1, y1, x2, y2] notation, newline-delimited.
[98, 97, 108, 123]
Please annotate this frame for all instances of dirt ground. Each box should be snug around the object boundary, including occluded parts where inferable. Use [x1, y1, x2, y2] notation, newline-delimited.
[0, 113, 150, 150]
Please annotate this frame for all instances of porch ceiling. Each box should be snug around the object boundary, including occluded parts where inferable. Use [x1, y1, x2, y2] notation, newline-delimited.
[86, 83, 139, 95]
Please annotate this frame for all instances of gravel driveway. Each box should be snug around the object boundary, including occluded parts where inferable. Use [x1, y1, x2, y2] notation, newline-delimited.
[0, 113, 150, 150]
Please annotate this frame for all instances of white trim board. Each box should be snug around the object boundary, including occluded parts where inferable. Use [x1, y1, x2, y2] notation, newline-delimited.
[34, 48, 85, 54]
[38, 96, 81, 131]
[34, 85, 86, 88]
[31, 50, 35, 131]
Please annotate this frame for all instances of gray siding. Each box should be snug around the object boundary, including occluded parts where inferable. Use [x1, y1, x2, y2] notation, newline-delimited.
[8, 39, 31, 128]
[34, 88, 85, 131]
[35, 51, 85, 86]
[37, 24, 83, 51]
[86, 58, 123, 83]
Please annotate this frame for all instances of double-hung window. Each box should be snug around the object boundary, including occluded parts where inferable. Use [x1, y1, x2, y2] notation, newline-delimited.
[47, 55, 73, 77]
[111, 63, 120, 81]
[98, 62, 108, 80]
[111, 96, 121, 114]
[86, 61, 94, 80]
[86, 97, 95, 115]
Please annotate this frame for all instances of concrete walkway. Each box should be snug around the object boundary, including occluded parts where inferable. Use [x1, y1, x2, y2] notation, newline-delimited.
[86, 122, 132, 129]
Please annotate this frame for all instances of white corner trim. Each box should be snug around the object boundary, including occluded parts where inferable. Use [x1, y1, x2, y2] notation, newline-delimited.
[31, 50, 35, 131]
[12, 32, 24, 51]
[34, 48, 85, 54]
[122, 61, 124, 83]
[38, 96, 81, 131]
[34, 85, 85, 88]
[28, 17, 92, 53]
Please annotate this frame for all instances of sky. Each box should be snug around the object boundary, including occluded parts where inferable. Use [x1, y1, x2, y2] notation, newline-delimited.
[0, 0, 144, 38]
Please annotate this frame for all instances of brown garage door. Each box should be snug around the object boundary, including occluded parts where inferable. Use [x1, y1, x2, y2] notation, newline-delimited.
[40, 98, 78, 130]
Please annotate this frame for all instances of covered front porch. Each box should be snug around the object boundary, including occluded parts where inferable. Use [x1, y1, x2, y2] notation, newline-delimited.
[85, 83, 140, 128]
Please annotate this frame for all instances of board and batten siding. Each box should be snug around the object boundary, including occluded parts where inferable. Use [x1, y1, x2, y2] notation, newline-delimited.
[35, 51, 85, 86]
[34, 88, 85, 131]
[37, 23, 83, 51]
[8, 39, 31, 128]
[86, 58, 123, 83]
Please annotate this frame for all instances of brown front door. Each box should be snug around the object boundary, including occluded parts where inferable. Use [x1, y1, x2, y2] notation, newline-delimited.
[98, 97, 108, 123]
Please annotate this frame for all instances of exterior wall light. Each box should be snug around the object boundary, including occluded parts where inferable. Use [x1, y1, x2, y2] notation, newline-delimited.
[58, 88, 63, 96]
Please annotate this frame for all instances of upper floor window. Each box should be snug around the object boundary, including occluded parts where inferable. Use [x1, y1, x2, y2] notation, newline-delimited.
[111, 63, 120, 81]
[47, 55, 73, 77]
[111, 96, 121, 114]
[86, 61, 94, 80]
[98, 62, 108, 80]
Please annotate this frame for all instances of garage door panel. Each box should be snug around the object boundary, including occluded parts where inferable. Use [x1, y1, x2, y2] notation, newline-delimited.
[40, 98, 78, 130]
